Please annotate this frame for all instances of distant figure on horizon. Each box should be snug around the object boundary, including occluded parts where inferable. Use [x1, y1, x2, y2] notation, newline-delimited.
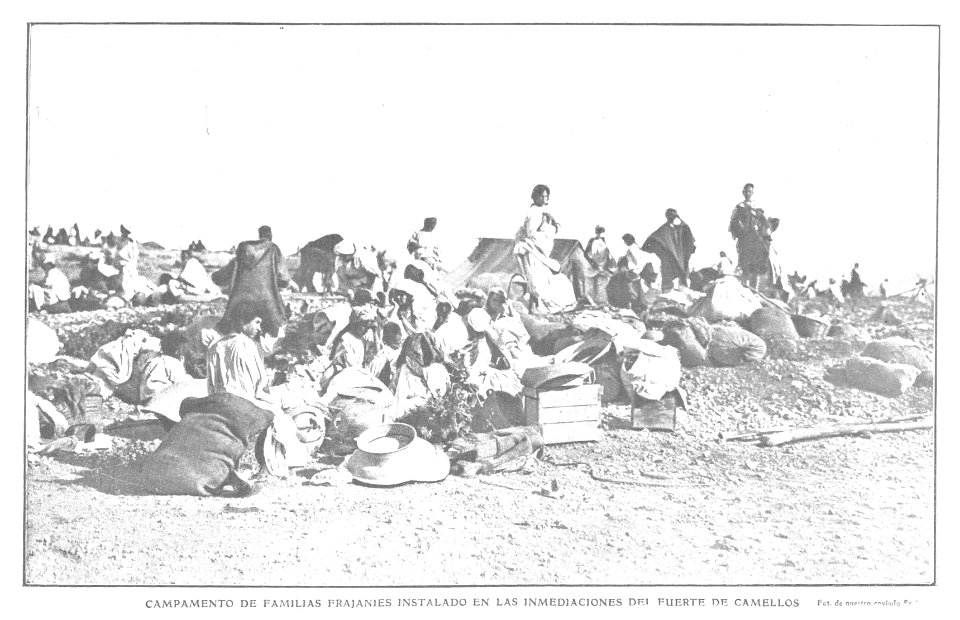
[848, 263, 866, 299]
[115, 225, 142, 301]
[728, 182, 778, 290]
[642, 208, 696, 290]
[717, 251, 736, 275]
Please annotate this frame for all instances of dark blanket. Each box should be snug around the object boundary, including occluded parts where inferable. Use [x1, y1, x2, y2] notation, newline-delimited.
[642, 222, 696, 284]
[222, 239, 289, 337]
[728, 204, 773, 277]
[139, 392, 274, 496]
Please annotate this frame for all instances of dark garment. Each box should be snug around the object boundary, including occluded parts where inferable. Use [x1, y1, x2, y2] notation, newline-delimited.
[606, 271, 645, 313]
[642, 221, 696, 285]
[728, 203, 773, 278]
[849, 269, 866, 298]
[396, 331, 445, 381]
[222, 239, 289, 337]
[138, 392, 273, 496]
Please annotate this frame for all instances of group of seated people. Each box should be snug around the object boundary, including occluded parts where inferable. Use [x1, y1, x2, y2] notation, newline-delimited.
[310, 253, 542, 416]
[29, 247, 223, 314]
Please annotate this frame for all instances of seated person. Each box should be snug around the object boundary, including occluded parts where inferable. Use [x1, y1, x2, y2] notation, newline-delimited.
[483, 287, 542, 373]
[333, 240, 383, 298]
[115, 332, 191, 404]
[177, 250, 222, 298]
[29, 254, 72, 314]
[367, 321, 404, 387]
[206, 302, 279, 412]
[437, 308, 522, 398]
[388, 279, 435, 335]
[136, 333, 191, 403]
[147, 273, 186, 306]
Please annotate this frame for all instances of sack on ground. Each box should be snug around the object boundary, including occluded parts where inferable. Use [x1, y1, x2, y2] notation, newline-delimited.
[138, 392, 273, 495]
[861, 337, 932, 372]
[620, 340, 681, 400]
[447, 426, 543, 475]
[691, 276, 763, 323]
[748, 307, 799, 341]
[844, 356, 921, 398]
[661, 322, 710, 367]
[707, 325, 767, 367]
[326, 396, 395, 456]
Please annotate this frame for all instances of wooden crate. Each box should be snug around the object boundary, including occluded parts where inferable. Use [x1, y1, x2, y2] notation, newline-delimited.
[523, 384, 602, 445]
[631, 390, 682, 431]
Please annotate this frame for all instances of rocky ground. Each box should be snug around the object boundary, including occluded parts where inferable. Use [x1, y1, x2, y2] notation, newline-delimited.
[24, 264, 935, 585]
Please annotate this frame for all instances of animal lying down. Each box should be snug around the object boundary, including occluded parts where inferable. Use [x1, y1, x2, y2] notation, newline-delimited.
[139, 392, 273, 497]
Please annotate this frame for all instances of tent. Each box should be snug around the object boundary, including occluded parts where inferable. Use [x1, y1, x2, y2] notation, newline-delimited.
[444, 238, 588, 299]
[294, 234, 344, 291]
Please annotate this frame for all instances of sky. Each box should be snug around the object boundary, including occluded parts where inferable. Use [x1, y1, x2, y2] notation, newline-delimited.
[26, 24, 938, 290]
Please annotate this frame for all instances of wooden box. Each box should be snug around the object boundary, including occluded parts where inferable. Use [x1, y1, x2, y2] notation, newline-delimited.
[523, 384, 603, 445]
[631, 389, 685, 431]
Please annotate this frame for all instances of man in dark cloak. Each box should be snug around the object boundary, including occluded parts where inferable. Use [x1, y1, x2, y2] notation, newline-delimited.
[641, 208, 697, 290]
[728, 183, 778, 289]
[221, 225, 290, 338]
[848, 263, 866, 299]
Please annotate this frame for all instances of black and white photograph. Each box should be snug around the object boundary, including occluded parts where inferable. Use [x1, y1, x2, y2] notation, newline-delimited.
[8, 1, 957, 612]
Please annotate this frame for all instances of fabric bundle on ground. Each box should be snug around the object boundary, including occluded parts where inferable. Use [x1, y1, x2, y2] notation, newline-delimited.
[447, 426, 544, 475]
[326, 372, 398, 456]
[661, 317, 711, 367]
[707, 325, 768, 366]
[569, 309, 646, 353]
[86, 329, 159, 389]
[140, 378, 211, 425]
[139, 392, 274, 496]
[861, 337, 932, 372]
[827, 323, 867, 340]
[844, 357, 921, 397]
[748, 307, 799, 341]
[871, 304, 903, 326]
[620, 340, 681, 400]
[690, 276, 763, 323]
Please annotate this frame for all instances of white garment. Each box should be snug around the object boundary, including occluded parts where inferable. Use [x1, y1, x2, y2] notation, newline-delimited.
[137, 353, 190, 403]
[206, 332, 276, 408]
[434, 315, 470, 357]
[178, 257, 218, 293]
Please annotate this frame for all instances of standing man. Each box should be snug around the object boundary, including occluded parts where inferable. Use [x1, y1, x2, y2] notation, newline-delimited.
[584, 225, 615, 303]
[848, 263, 866, 300]
[407, 217, 443, 272]
[621, 233, 660, 293]
[728, 183, 778, 290]
[222, 225, 290, 345]
[115, 225, 141, 301]
[642, 208, 697, 290]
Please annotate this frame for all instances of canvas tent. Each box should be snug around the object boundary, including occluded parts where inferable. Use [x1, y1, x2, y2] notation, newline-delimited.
[444, 238, 588, 299]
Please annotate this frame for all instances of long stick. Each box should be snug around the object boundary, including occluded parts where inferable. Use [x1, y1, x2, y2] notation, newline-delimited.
[759, 419, 932, 447]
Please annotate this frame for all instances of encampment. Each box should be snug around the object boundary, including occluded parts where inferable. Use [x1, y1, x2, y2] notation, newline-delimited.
[444, 237, 588, 298]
